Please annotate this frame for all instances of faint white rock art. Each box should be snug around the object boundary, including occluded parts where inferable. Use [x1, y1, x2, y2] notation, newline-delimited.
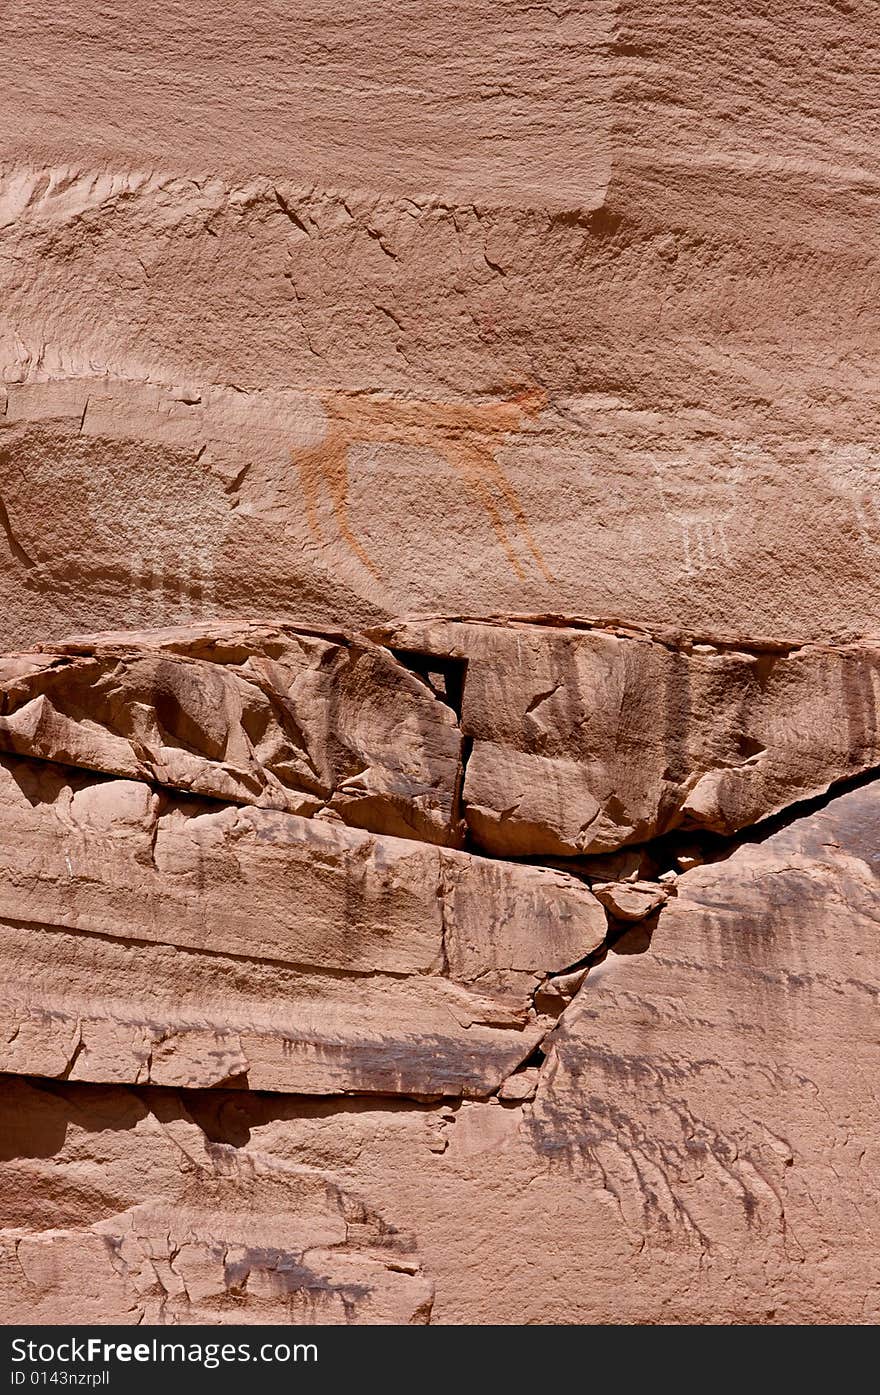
[85, 454, 232, 625]
[653, 451, 746, 576]
[822, 443, 880, 555]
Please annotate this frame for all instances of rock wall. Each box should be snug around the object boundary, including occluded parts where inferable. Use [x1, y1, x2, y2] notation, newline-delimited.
[1, 1, 878, 1326]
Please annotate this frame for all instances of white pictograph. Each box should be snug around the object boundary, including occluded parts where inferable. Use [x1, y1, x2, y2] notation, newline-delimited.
[822, 443, 880, 555]
[653, 451, 747, 576]
[85, 454, 232, 625]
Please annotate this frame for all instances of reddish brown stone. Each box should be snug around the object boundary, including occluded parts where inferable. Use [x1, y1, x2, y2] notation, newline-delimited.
[1, 0, 879, 1327]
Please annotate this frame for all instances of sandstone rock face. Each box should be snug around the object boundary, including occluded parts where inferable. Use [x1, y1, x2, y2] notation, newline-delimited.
[526, 783, 880, 1324]
[2, 775, 877, 1325]
[383, 619, 880, 854]
[0, 742, 606, 1096]
[0, 625, 464, 844]
[1, 619, 878, 1324]
[0, 1079, 434, 1325]
[2, 4, 880, 649]
[1, 0, 878, 1328]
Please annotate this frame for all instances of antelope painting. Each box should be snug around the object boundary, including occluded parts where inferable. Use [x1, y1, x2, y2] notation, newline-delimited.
[290, 385, 553, 581]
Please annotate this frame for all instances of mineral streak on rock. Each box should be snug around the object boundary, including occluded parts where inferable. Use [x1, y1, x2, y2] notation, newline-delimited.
[2, 0, 879, 1327]
[0, 733, 608, 1095]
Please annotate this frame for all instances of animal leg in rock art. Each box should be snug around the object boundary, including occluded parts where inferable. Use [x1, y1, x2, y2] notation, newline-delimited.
[291, 432, 383, 579]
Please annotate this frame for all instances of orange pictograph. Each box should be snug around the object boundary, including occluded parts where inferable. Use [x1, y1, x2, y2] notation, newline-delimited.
[291, 386, 552, 580]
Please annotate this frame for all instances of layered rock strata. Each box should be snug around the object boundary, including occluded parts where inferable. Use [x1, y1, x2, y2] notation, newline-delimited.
[2, 0, 879, 1326]
[0, 617, 878, 1323]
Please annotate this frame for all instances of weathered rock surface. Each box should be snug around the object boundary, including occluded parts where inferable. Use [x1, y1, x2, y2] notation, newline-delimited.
[1, 1, 880, 650]
[384, 619, 880, 854]
[591, 879, 669, 922]
[0, 726, 605, 1095]
[0, 617, 878, 1324]
[3, 777, 877, 1325]
[4, 620, 880, 864]
[2, 0, 879, 1329]
[0, 624, 464, 845]
[524, 781, 880, 1323]
[0, 1079, 434, 1324]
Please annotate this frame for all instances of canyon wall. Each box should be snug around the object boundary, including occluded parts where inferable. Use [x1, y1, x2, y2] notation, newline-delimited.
[0, 2, 878, 1324]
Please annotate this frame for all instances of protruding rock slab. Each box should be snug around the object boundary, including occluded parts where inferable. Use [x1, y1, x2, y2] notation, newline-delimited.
[0, 623, 464, 846]
[0, 752, 605, 1096]
[592, 880, 669, 921]
[0, 914, 553, 1096]
[384, 619, 880, 855]
[5, 618, 880, 864]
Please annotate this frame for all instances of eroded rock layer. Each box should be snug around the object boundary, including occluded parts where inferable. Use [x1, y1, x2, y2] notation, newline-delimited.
[2, 774, 877, 1324]
[0, 617, 878, 1324]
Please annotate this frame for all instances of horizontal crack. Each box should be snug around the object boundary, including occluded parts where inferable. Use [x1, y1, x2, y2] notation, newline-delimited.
[367, 612, 814, 657]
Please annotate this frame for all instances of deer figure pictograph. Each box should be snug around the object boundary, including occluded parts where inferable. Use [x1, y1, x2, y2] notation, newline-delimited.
[290, 385, 553, 581]
[653, 453, 745, 577]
